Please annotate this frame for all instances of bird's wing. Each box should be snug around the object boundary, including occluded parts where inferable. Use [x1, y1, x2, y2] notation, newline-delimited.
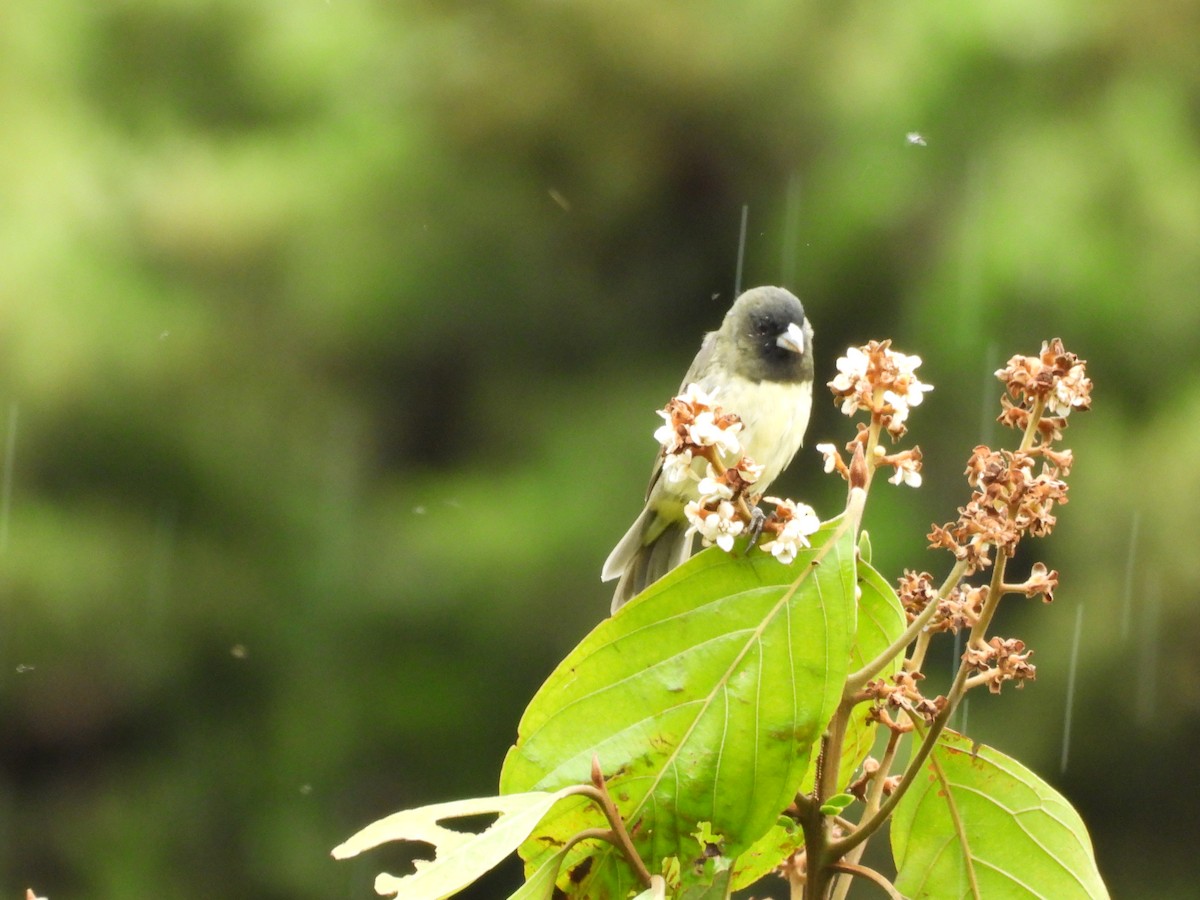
[678, 329, 718, 392]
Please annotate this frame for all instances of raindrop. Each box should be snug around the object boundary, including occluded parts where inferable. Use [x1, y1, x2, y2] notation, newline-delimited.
[1120, 511, 1139, 642]
[230, 644, 248, 659]
[146, 506, 178, 623]
[734, 205, 749, 297]
[905, 132, 927, 146]
[1135, 576, 1161, 727]
[1060, 602, 1084, 773]
[978, 344, 1000, 446]
[780, 172, 802, 286]
[15, 663, 34, 674]
[547, 188, 571, 211]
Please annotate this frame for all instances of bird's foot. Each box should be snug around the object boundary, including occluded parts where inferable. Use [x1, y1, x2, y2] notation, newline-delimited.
[744, 504, 767, 552]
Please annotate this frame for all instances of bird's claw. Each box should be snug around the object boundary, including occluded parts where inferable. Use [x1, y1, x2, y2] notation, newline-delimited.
[745, 504, 767, 552]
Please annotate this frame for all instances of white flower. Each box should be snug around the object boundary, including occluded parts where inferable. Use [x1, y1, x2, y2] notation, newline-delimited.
[654, 409, 682, 452]
[881, 390, 911, 424]
[890, 353, 934, 407]
[734, 458, 764, 484]
[1049, 364, 1090, 417]
[830, 347, 869, 393]
[760, 498, 821, 564]
[696, 465, 733, 503]
[679, 382, 719, 408]
[661, 449, 697, 484]
[684, 499, 745, 552]
[838, 393, 860, 416]
[687, 410, 742, 456]
[888, 457, 923, 488]
[815, 442, 840, 474]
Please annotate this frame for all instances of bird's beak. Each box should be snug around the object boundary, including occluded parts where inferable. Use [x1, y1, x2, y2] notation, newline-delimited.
[776, 321, 806, 354]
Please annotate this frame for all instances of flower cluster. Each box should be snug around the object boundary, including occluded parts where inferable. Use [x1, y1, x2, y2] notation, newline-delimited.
[652, 385, 818, 559]
[828, 340, 933, 439]
[963, 636, 1037, 693]
[864, 671, 946, 726]
[685, 497, 744, 551]
[995, 338, 1092, 444]
[683, 461, 755, 552]
[895, 570, 990, 634]
[847, 757, 902, 801]
[758, 497, 821, 564]
[819, 342, 931, 489]
[997, 338, 1092, 420]
[654, 383, 744, 470]
[928, 447, 1069, 573]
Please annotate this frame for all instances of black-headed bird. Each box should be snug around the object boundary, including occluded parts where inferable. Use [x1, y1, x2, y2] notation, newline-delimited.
[602, 286, 815, 611]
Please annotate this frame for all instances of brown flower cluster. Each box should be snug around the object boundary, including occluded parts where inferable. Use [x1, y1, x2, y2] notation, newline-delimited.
[1014, 561, 1058, 603]
[963, 637, 1037, 693]
[897, 570, 991, 633]
[928, 447, 1069, 574]
[865, 672, 946, 726]
[847, 757, 902, 801]
[896, 570, 937, 621]
[996, 337, 1092, 436]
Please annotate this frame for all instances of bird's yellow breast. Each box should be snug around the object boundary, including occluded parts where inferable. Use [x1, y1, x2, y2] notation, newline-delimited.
[707, 374, 812, 489]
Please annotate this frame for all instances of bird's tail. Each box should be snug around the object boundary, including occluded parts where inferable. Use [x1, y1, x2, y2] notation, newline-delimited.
[602, 508, 694, 613]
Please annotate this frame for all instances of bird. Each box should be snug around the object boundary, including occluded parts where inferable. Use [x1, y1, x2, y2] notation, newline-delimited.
[602, 286, 815, 612]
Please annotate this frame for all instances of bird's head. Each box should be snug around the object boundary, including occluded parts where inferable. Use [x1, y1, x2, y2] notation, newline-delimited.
[723, 286, 814, 384]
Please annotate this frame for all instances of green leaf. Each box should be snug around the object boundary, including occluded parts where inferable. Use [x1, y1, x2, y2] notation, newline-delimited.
[332, 789, 575, 899]
[833, 559, 907, 790]
[891, 730, 1109, 899]
[730, 557, 905, 891]
[819, 793, 855, 816]
[858, 529, 873, 564]
[507, 846, 572, 900]
[500, 515, 858, 897]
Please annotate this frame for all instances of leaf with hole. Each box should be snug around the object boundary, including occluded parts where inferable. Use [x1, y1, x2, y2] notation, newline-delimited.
[332, 789, 575, 899]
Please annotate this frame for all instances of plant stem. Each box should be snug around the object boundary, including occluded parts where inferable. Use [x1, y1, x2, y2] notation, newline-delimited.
[569, 761, 654, 888]
[967, 548, 1010, 651]
[828, 862, 905, 899]
[824, 692, 952, 860]
[829, 729, 904, 900]
[1020, 397, 1046, 451]
[861, 410, 883, 492]
[845, 558, 969, 692]
[814, 396, 1052, 891]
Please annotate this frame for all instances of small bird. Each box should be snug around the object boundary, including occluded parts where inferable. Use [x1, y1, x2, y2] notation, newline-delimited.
[602, 286, 815, 611]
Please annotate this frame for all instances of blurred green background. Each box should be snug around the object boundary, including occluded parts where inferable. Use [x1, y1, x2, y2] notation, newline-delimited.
[2, 1, 1197, 897]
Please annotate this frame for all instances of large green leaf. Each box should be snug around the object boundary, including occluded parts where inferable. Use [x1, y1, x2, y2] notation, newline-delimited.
[832, 558, 907, 792]
[730, 556, 907, 890]
[891, 730, 1109, 899]
[500, 515, 858, 897]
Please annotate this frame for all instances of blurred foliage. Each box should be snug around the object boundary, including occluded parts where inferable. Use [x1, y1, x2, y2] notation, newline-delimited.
[0, 1, 1197, 897]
